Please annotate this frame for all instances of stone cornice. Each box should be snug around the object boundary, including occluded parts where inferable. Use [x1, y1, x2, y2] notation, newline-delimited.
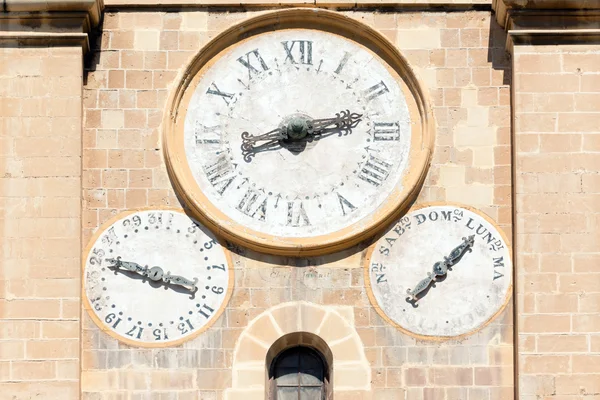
[0, 0, 104, 52]
[493, 0, 600, 29]
[102, 0, 491, 6]
[493, 0, 600, 47]
[509, 28, 600, 45]
[4, 0, 103, 27]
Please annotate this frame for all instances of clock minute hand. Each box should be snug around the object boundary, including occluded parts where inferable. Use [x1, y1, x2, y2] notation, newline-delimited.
[307, 109, 363, 136]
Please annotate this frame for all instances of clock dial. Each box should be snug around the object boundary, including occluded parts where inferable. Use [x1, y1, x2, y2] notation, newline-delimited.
[164, 11, 433, 256]
[185, 29, 410, 240]
[365, 204, 512, 339]
[83, 210, 233, 347]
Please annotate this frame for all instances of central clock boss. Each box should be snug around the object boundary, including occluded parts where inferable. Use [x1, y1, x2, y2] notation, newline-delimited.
[164, 10, 435, 256]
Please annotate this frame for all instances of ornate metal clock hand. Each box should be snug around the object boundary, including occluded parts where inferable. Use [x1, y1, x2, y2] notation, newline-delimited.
[163, 272, 198, 292]
[241, 110, 362, 161]
[240, 132, 287, 162]
[406, 260, 448, 301]
[306, 109, 363, 136]
[241, 126, 287, 148]
[105, 257, 147, 274]
[406, 273, 435, 301]
[106, 257, 198, 292]
[406, 236, 476, 302]
[444, 235, 475, 266]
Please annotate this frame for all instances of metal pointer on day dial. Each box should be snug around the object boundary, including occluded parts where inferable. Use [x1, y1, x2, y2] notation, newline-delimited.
[106, 257, 198, 292]
[240, 109, 363, 161]
[406, 235, 475, 302]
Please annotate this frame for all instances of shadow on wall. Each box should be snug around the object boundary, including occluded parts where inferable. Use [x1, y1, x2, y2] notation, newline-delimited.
[487, 14, 511, 85]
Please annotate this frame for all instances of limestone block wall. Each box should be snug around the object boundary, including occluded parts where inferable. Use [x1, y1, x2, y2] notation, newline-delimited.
[514, 43, 600, 398]
[81, 8, 512, 400]
[0, 46, 83, 397]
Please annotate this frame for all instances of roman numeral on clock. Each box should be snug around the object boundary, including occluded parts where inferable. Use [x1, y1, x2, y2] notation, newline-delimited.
[206, 82, 234, 105]
[286, 200, 310, 227]
[363, 80, 389, 102]
[203, 155, 236, 196]
[282, 40, 313, 65]
[334, 51, 351, 74]
[373, 122, 400, 141]
[237, 49, 269, 79]
[337, 193, 357, 216]
[358, 155, 393, 186]
[237, 189, 268, 221]
[194, 123, 221, 145]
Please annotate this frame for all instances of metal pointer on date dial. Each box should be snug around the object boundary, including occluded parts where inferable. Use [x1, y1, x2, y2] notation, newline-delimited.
[106, 257, 198, 292]
[406, 235, 475, 302]
[240, 109, 363, 161]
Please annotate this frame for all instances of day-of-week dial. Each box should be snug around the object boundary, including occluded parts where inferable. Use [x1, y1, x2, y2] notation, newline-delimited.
[184, 29, 412, 238]
[83, 210, 232, 346]
[366, 205, 512, 339]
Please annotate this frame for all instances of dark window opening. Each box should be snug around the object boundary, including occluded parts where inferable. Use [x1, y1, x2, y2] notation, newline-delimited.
[270, 346, 329, 400]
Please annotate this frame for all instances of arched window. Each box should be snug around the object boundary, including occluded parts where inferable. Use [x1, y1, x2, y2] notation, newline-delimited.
[269, 346, 329, 400]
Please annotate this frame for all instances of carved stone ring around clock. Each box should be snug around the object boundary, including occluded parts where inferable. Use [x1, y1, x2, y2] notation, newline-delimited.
[106, 257, 198, 292]
[406, 235, 475, 302]
[240, 109, 362, 161]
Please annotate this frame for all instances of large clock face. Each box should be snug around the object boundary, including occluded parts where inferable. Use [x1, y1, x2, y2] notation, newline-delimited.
[165, 11, 432, 256]
[365, 204, 512, 339]
[82, 210, 233, 347]
[185, 29, 411, 238]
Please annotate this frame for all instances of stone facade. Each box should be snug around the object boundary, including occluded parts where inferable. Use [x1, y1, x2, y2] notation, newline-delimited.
[0, 45, 84, 398]
[0, 1, 598, 399]
[513, 44, 600, 399]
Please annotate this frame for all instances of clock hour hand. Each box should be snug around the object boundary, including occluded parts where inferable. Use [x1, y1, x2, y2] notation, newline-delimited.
[240, 126, 287, 147]
[106, 257, 198, 292]
[241, 137, 286, 162]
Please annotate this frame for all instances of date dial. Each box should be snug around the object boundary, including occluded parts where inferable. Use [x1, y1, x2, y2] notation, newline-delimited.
[83, 210, 233, 347]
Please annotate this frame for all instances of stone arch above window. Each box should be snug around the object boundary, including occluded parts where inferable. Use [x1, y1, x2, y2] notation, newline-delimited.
[224, 301, 371, 400]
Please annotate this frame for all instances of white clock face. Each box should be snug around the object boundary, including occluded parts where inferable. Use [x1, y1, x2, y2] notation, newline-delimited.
[366, 205, 512, 339]
[183, 29, 412, 239]
[83, 210, 232, 347]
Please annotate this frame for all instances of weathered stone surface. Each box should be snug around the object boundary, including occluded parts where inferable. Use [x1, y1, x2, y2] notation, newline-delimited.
[1, 5, 553, 400]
